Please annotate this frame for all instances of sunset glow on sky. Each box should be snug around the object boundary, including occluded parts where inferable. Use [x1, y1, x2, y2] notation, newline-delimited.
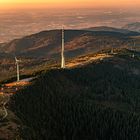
[0, 0, 140, 9]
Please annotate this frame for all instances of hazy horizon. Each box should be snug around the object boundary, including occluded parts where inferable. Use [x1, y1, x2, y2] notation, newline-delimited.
[0, 0, 140, 43]
[0, 0, 140, 9]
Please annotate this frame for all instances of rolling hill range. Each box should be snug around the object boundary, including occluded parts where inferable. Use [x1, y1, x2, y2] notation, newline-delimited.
[84, 26, 139, 34]
[123, 22, 140, 32]
[6, 48, 140, 139]
[0, 29, 139, 58]
[0, 29, 140, 82]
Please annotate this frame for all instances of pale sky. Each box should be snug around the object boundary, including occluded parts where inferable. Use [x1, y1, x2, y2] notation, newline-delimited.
[0, 0, 139, 9]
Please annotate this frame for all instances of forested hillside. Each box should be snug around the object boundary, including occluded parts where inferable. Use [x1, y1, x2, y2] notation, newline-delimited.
[10, 49, 140, 140]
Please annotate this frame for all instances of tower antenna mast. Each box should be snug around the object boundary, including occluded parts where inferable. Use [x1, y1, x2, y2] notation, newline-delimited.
[61, 27, 65, 68]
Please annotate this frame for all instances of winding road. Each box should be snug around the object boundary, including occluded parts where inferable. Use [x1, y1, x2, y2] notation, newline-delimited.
[0, 96, 10, 121]
[0, 77, 34, 121]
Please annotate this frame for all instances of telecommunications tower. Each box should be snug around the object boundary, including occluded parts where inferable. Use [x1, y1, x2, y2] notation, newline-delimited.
[61, 27, 65, 68]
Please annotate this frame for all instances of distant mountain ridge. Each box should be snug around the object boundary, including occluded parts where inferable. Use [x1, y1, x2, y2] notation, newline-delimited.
[84, 26, 138, 34]
[123, 22, 140, 32]
[0, 29, 139, 58]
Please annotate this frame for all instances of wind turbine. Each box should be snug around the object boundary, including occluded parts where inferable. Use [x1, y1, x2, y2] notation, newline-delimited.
[132, 40, 135, 58]
[111, 42, 115, 54]
[15, 57, 20, 82]
[132, 41, 135, 58]
[61, 27, 65, 69]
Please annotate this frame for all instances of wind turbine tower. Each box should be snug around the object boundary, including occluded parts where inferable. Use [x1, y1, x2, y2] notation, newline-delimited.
[61, 27, 65, 68]
[15, 57, 20, 82]
[132, 40, 135, 58]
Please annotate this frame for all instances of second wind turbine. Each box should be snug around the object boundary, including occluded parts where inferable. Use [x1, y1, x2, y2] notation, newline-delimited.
[15, 57, 20, 82]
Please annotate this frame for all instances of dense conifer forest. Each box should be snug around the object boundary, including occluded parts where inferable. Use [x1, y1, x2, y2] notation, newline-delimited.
[10, 50, 140, 140]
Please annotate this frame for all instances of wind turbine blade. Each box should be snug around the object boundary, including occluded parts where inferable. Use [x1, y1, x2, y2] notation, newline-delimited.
[15, 57, 17, 61]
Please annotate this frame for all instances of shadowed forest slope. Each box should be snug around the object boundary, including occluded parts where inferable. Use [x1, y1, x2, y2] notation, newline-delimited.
[9, 49, 140, 140]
